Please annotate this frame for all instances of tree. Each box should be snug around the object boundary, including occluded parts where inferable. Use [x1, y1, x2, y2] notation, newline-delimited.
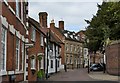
[85, 2, 120, 63]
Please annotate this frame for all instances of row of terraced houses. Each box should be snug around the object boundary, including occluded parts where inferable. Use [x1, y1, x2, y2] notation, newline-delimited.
[0, 1, 86, 82]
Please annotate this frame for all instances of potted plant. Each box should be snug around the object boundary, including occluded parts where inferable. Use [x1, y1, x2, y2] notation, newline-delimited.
[37, 69, 45, 81]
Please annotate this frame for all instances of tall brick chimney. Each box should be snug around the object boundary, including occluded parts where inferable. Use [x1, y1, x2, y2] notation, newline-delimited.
[39, 12, 48, 28]
[59, 20, 64, 30]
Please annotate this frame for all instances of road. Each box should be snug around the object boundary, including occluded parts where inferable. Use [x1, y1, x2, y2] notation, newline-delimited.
[46, 68, 97, 81]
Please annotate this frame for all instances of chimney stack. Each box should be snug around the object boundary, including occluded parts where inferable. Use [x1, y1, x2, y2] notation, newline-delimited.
[59, 20, 64, 30]
[39, 12, 48, 28]
[50, 19, 55, 28]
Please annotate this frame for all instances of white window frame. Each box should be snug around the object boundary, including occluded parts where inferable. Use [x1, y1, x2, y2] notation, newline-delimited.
[16, 37, 20, 71]
[21, 1, 23, 22]
[21, 42, 24, 71]
[40, 33, 44, 46]
[1, 26, 7, 71]
[31, 57, 36, 70]
[16, 0, 20, 17]
[31, 26, 36, 42]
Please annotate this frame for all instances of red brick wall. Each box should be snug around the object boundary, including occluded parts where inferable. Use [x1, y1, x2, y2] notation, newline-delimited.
[1, 2, 26, 82]
[28, 23, 45, 81]
[106, 43, 120, 76]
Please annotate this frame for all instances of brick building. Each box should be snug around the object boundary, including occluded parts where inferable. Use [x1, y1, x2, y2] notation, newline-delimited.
[0, 0, 28, 82]
[49, 18, 83, 69]
[63, 30, 83, 69]
[47, 21, 63, 75]
[27, 17, 46, 81]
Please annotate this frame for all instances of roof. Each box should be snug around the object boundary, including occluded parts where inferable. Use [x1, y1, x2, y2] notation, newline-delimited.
[28, 17, 46, 36]
[49, 29, 63, 46]
[50, 25, 83, 43]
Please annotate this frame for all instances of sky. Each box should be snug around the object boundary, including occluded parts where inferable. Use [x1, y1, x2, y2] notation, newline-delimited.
[28, 0, 103, 32]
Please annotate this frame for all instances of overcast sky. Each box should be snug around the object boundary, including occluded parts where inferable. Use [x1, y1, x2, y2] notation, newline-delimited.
[28, 0, 103, 32]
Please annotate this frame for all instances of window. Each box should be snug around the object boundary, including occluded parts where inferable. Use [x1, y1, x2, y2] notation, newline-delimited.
[40, 57, 43, 69]
[70, 56, 72, 64]
[16, 37, 20, 70]
[21, 1, 23, 22]
[50, 60, 53, 68]
[40, 34, 44, 46]
[74, 57, 76, 64]
[70, 45, 72, 52]
[21, 42, 24, 71]
[66, 55, 69, 64]
[16, 0, 20, 17]
[31, 58, 36, 69]
[66, 44, 68, 51]
[31, 26, 36, 42]
[49, 43, 53, 51]
[1, 26, 7, 71]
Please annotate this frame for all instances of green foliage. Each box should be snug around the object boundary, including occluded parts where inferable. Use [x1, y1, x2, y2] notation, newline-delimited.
[85, 2, 120, 52]
[37, 70, 45, 78]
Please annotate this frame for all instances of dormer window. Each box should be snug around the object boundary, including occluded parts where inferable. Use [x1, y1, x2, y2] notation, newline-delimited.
[64, 33, 68, 37]
[70, 35, 73, 39]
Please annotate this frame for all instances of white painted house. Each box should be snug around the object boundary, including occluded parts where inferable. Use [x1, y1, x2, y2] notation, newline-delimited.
[45, 30, 62, 76]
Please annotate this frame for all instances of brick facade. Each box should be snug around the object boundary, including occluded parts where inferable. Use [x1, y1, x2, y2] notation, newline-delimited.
[27, 17, 45, 81]
[105, 42, 120, 76]
[0, 1, 28, 82]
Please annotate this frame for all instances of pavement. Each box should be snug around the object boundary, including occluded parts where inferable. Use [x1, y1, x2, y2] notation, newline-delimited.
[46, 68, 120, 82]
[88, 71, 120, 81]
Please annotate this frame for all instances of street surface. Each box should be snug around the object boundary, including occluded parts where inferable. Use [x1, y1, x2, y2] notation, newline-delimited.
[47, 68, 97, 81]
[46, 68, 119, 82]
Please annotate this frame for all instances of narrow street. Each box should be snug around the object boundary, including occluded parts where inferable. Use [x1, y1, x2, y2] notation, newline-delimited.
[46, 68, 119, 82]
[47, 68, 97, 81]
